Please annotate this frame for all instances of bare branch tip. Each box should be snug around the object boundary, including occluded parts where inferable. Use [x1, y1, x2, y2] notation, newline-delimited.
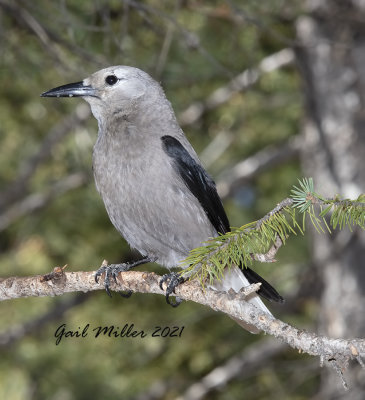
[238, 282, 262, 298]
[329, 359, 349, 390]
[356, 355, 365, 369]
[40, 265, 67, 283]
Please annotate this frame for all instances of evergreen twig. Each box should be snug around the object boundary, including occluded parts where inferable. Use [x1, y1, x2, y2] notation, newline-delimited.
[181, 178, 365, 284]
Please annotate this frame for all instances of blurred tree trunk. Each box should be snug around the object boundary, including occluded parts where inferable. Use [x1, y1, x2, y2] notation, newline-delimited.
[296, 1, 365, 397]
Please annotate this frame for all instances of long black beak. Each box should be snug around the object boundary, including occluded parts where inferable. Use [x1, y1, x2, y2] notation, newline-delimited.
[41, 81, 96, 98]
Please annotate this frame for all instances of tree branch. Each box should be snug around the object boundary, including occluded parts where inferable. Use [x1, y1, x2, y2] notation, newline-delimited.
[1, 267, 364, 380]
[216, 136, 301, 199]
[176, 339, 287, 400]
[0, 172, 90, 232]
[0, 103, 90, 212]
[178, 48, 295, 127]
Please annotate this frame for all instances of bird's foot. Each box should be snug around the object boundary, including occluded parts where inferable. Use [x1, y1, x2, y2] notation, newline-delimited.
[95, 256, 155, 297]
[95, 261, 133, 298]
[159, 272, 185, 308]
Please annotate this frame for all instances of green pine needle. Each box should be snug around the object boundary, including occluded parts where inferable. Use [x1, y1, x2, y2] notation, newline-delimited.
[180, 178, 365, 286]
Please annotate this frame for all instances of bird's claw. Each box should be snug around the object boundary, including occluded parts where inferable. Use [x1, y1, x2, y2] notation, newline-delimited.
[159, 272, 185, 307]
[95, 263, 133, 298]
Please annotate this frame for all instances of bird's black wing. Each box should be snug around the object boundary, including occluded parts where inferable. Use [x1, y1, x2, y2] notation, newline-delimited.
[161, 135, 230, 235]
[161, 135, 284, 303]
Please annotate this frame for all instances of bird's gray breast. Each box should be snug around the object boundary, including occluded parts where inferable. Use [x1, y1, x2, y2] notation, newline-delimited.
[92, 126, 216, 268]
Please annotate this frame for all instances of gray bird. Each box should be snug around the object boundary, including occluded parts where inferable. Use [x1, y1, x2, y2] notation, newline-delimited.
[41, 66, 283, 332]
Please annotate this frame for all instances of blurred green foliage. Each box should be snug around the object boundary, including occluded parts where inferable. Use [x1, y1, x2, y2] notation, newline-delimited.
[0, 1, 317, 399]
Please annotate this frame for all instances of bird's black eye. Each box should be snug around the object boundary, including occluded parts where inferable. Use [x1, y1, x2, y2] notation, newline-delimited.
[105, 75, 118, 85]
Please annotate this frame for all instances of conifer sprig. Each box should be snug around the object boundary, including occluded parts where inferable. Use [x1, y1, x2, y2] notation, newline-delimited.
[181, 178, 365, 284]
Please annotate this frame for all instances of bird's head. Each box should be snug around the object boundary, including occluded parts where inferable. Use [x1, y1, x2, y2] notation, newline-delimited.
[41, 66, 162, 123]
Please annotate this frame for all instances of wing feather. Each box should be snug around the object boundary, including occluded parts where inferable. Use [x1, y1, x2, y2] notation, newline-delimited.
[161, 135, 283, 303]
[161, 135, 230, 235]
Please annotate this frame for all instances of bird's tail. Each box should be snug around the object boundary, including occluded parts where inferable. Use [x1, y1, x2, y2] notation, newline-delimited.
[211, 265, 283, 333]
[241, 265, 284, 304]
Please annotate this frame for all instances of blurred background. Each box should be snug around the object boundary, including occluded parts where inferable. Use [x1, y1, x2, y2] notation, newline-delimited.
[0, 0, 364, 399]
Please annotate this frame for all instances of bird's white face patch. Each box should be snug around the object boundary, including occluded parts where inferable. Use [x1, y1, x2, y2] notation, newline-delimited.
[104, 68, 147, 100]
[114, 77, 147, 99]
[82, 66, 152, 121]
[83, 66, 148, 101]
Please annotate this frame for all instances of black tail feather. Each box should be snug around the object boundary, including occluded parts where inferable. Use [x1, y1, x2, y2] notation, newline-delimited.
[241, 265, 284, 303]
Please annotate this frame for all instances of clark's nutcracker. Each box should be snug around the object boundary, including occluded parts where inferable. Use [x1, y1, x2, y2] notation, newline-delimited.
[42, 66, 283, 332]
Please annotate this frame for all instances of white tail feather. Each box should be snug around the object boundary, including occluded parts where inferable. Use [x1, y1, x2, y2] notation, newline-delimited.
[211, 266, 272, 333]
